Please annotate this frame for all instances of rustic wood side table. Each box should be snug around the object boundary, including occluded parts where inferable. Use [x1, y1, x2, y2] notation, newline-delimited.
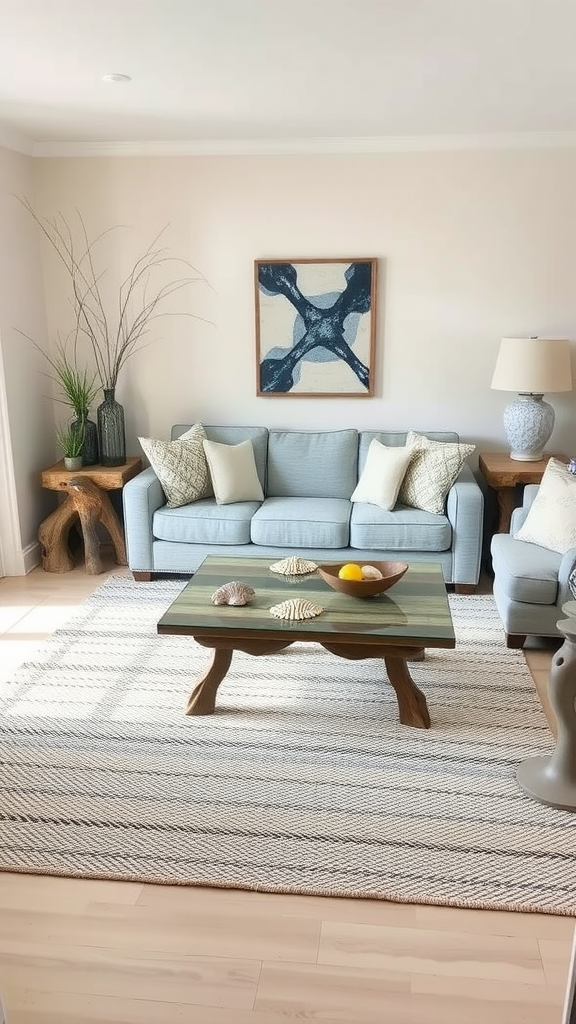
[478, 451, 567, 534]
[39, 457, 142, 574]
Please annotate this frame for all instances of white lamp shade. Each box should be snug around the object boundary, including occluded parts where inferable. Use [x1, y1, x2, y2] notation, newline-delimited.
[491, 337, 572, 394]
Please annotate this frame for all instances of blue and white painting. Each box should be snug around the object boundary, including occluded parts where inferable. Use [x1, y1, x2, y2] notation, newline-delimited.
[255, 258, 377, 396]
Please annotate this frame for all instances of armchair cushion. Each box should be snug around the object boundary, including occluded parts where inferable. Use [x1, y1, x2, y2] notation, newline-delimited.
[515, 457, 576, 554]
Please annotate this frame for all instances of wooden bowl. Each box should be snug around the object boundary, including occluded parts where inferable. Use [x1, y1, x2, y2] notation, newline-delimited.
[317, 560, 409, 598]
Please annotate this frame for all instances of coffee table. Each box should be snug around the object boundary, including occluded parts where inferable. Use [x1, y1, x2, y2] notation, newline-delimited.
[157, 555, 455, 729]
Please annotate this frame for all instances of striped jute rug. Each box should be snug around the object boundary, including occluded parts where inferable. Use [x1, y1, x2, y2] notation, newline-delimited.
[1, 575, 574, 915]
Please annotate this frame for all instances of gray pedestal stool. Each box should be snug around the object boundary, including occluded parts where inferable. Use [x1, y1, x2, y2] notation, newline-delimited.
[517, 610, 576, 811]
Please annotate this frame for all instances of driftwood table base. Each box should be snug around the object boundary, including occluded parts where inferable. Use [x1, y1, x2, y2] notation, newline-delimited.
[186, 637, 430, 728]
[39, 457, 142, 575]
[39, 477, 127, 575]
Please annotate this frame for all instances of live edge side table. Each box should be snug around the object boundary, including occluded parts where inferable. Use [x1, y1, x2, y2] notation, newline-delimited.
[478, 451, 567, 535]
[39, 457, 142, 575]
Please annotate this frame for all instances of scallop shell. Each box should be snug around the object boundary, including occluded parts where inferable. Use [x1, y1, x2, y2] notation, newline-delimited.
[269, 556, 318, 576]
[269, 599, 324, 620]
[211, 581, 256, 606]
[361, 564, 383, 581]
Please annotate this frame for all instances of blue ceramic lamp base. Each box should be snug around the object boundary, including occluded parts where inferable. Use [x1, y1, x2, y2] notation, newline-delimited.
[503, 393, 555, 461]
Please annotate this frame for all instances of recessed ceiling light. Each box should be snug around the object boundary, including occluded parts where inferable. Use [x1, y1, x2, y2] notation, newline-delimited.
[102, 73, 132, 84]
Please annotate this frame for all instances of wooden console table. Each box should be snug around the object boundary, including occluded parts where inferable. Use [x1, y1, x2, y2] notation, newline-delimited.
[478, 451, 567, 534]
[39, 457, 142, 574]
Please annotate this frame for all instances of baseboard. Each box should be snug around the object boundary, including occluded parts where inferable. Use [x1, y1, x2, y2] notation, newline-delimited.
[22, 541, 41, 575]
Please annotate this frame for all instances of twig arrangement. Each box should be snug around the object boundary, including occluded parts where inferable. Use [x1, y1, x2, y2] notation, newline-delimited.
[17, 196, 205, 390]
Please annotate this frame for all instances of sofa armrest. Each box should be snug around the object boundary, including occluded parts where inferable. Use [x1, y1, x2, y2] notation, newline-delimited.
[557, 547, 576, 610]
[510, 484, 540, 534]
[445, 464, 484, 585]
[122, 467, 165, 571]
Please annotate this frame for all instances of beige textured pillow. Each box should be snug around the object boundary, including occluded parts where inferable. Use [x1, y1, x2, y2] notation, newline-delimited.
[351, 440, 412, 511]
[398, 430, 475, 514]
[203, 438, 264, 505]
[138, 422, 212, 508]
[515, 458, 576, 553]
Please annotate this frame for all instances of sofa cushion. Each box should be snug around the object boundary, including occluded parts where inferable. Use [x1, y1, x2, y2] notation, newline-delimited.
[515, 458, 576, 554]
[350, 502, 451, 551]
[172, 424, 268, 490]
[203, 439, 264, 504]
[490, 533, 561, 605]
[351, 439, 412, 510]
[398, 431, 475, 514]
[138, 423, 212, 508]
[266, 429, 358, 498]
[250, 497, 351, 548]
[153, 499, 261, 545]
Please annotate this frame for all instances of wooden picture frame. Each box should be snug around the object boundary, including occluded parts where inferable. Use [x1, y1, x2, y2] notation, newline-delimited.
[255, 257, 377, 397]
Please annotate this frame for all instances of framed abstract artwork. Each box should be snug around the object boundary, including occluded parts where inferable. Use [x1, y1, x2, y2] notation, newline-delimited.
[255, 257, 377, 397]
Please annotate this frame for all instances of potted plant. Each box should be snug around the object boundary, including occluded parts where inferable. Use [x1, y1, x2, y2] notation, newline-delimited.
[56, 420, 85, 470]
[18, 198, 204, 467]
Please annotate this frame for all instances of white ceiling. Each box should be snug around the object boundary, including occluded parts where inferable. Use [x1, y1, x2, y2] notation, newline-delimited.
[1, 0, 576, 155]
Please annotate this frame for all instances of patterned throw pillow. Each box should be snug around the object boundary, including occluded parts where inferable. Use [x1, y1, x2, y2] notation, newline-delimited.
[515, 458, 576, 554]
[398, 430, 475, 514]
[138, 422, 212, 508]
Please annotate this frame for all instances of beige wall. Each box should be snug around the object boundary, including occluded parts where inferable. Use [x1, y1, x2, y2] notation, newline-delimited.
[0, 146, 53, 572]
[34, 149, 576, 460]
[2, 145, 576, 572]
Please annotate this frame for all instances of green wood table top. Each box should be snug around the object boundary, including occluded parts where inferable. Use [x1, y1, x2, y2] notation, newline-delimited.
[157, 556, 455, 649]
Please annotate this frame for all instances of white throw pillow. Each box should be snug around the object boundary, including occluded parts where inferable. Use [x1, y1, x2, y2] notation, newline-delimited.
[398, 430, 475, 514]
[351, 439, 412, 511]
[515, 458, 576, 554]
[138, 422, 212, 508]
[202, 438, 264, 505]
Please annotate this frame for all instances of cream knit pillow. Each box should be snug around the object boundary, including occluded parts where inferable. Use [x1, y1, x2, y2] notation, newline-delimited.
[202, 438, 264, 505]
[351, 439, 412, 511]
[138, 422, 212, 508]
[398, 431, 475, 514]
[515, 458, 576, 554]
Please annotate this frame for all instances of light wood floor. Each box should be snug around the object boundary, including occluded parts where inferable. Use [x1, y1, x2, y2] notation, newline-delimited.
[0, 559, 572, 1023]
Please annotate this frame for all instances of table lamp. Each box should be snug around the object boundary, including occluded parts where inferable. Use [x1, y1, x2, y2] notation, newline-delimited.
[491, 337, 572, 461]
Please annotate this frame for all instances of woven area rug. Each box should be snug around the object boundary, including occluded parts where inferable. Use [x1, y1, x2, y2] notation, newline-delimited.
[1, 575, 575, 916]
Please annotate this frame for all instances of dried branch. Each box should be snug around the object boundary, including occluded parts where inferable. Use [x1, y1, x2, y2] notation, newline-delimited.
[15, 196, 207, 391]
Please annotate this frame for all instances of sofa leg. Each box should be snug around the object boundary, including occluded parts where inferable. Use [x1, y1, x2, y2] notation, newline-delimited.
[454, 584, 476, 595]
[506, 633, 526, 649]
[132, 571, 153, 582]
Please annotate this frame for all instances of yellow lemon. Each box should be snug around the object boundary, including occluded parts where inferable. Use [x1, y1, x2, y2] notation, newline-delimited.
[338, 562, 364, 581]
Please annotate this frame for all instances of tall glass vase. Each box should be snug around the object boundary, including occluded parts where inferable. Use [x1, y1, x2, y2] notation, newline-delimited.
[71, 414, 99, 466]
[97, 388, 126, 467]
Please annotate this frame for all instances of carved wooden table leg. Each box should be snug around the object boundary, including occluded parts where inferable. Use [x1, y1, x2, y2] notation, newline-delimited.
[186, 638, 293, 715]
[67, 477, 128, 574]
[384, 654, 431, 728]
[320, 641, 430, 729]
[186, 648, 233, 714]
[38, 496, 79, 572]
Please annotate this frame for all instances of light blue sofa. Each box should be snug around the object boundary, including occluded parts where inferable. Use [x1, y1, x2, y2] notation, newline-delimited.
[123, 425, 484, 591]
[491, 484, 576, 646]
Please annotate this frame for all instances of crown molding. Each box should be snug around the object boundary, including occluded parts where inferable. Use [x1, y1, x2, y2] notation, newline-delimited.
[0, 125, 35, 156]
[30, 131, 576, 159]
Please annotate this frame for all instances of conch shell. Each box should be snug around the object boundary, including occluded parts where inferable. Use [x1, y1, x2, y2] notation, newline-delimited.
[361, 565, 383, 580]
[211, 581, 256, 606]
[269, 599, 324, 620]
[269, 556, 318, 576]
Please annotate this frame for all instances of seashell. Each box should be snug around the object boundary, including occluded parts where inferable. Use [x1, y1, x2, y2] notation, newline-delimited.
[269, 556, 318, 576]
[269, 598, 324, 621]
[211, 581, 256, 606]
[361, 564, 383, 581]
